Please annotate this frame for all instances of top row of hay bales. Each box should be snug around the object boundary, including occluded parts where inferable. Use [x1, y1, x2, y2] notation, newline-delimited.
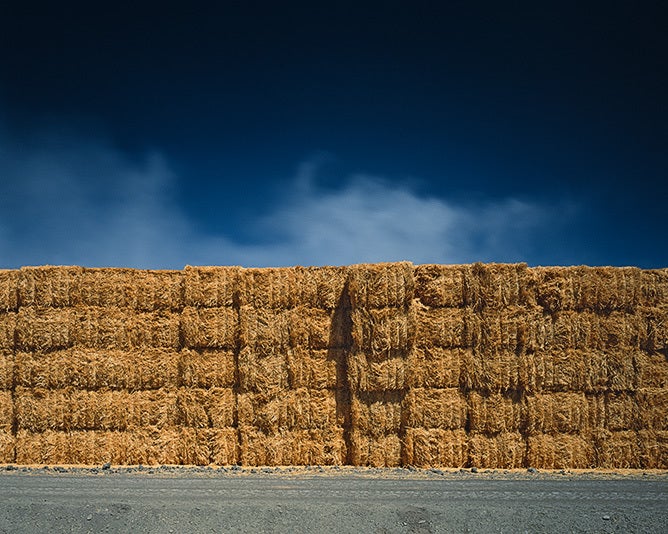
[3, 263, 666, 313]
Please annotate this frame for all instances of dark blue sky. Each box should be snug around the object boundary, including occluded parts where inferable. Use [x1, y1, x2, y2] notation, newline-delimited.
[1, 2, 666, 268]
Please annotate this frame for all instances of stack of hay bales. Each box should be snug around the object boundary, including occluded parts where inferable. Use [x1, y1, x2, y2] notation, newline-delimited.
[236, 267, 348, 465]
[0, 270, 18, 462]
[347, 263, 414, 467]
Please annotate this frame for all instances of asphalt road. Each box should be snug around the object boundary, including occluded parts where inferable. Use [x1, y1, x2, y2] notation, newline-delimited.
[1, 471, 666, 533]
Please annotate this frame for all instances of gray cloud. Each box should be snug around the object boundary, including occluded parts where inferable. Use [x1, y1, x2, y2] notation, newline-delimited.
[0, 128, 564, 268]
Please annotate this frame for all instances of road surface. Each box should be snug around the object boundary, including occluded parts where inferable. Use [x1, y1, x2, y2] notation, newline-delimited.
[1, 469, 666, 533]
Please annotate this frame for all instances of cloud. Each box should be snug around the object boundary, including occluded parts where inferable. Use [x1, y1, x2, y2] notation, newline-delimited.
[0, 128, 566, 268]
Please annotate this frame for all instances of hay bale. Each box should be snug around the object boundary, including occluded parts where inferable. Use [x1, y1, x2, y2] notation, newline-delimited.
[207, 428, 240, 465]
[635, 351, 668, 389]
[605, 393, 640, 431]
[594, 430, 641, 468]
[0, 270, 19, 312]
[298, 266, 349, 310]
[239, 306, 290, 354]
[177, 349, 236, 388]
[176, 387, 235, 428]
[526, 433, 595, 469]
[14, 348, 179, 390]
[184, 266, 241, 308]
[0, 350, 13, 390]
[237, 347, 289, 394]
[467, 263, 530, 310]
[350, 391, 403, 437]
[468, 432, 526, 469]
[525, 393, 591, 435]
[181, 307, 238, 350]
[638, 430, 668, 469]
[238, 388, 339, 433]
[585, 394, 606, 430]
[413, 305, 479, 350]
[158, 428, 213, 465]
[636, 388, 668, 431]
[403, 388, 467, 430]
[0, 390, 13, 432]
[16, 307, 74, 352]
[73, 307, 180, 350]
[75, 268, 184, 311]
[288, 307, 339, 350]
[477, 306, 548, 355]
[237, 267, 301, 309]
[637, 306, 668, 353]
[402, 428, 468, 468]
[18, 266, 83, 307]
[351, 307, 414, 358]
[286, 348, 341, 390]
[0, 312, 16, 351]
[518, 349, 608, 393]
[413, 264, 469, 308]
[347, 351, 407, 392]
[468, 392, 524, 434]
[545, 311, 643, 352]
[350, 431, 402, 467]
[0, 430, 14, 463]
[347, 262, 414, 309]
[240, 426, 346, 466]
[406, 347, 465, 389]
[640, 269, 668, 308]
[460, 348, 520, 393]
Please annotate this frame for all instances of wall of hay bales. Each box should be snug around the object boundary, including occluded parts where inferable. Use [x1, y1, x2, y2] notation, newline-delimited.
[0, 263, 666, 468]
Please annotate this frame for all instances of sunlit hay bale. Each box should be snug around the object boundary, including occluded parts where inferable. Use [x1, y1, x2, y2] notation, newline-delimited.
[518, 349, 608, 393]
[634, 351, 668, 389]
[240, 426, 346, 466]
[14, 387, 179, 432]
[402, 428, 468, 468]
[468, 392, 524, 434]
[466, 263, 532, 311]
[460, 349, 520, 393]
[181, 307, 238, 350]
[177, 349, 236, 388]
[347, 262, 414, 309]
[406, 347, 465, 389]
[525, 393, 591, 435]
[286, 348, 341, 390]
[238, 306, 290, 354]
[0, 390, 13, 432]
[0, 270, 19, 312]
[175, 387, 235, 428]
[238, 388, 339, 434]
[287, 307, 339, 350]
[14, 348, 179, 390]
[637, 306, 668, 354]
[16, 307, 74, 352]
[585, 394, 606, 430]
[183, 265, 241, 308]
[526, 433, 595, 469]
[594, 430, 641, 468]
[350, 431, 402, 467]
[477, 306, 547, 355]
[640, 268, 668, 306]
[15, 429, 69, 464]
[238, 267, 302, 309]
[350, 390, 403, 438]
[0, 312, 16, 351]
[638, 430, 668, 469]
[403, 388, 467, 430]
[602, 392, 639, 432]
[74, 268, 184, 311]
[158, 428, 213, 466]
[636, 388, 668, 431]
[238, 347, 289, 394]
[351, 308, 415, 358]
[0, 350, 13, 390]
[468, 432, 526, 469]
[413, 305, 480, 350]
[605, 350, 639, 392]
[207, 428, 240, 465]
[18, 266, 83, 308]
[0, 430, 14, 463]
[347, 351, 407, 392]
[298, 266, 349, 310]
[413, 264, 470, 308]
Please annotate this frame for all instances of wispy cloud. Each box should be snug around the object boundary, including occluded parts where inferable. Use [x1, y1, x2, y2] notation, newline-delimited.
[0, 127, 568, 268]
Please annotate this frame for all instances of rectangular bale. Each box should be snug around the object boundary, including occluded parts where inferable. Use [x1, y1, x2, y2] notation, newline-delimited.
[639, 269, 668, 308]
[413, 306, 479, 350]
[460, 348, 520, 393]
[605, 392, 640, 431]
[468, 432, 526, 469]
[158, 428, 213, 465]
[18, 266, 83, 307]
[518, 349, 608, 393]
[525, 393, 591, 435]
[0, 350, 13, 390]
[637, 306, 668, 353]
[594, 430, 641, 468]
[181, 307, 238, 350]
[526, 433, 595, 469]
[177, 349, 236, 388]
[350, 431, 402, 467]
[403, 388, 467, 430]
[240, 427, 346, 466]
[238, 306, 290, 354]
[634, 351, 668, 389]
[296, 266, 349, 310]
[238, 388, 339, 433]
[406, 347, 465, 389]
[468, 392, 525, 434]
[467, 262, 531, 310]
[347, 351, 407, 392]
[184, 266, 241, 308]
[286, 348, 341, 390]
[14, 348, 179, 390]
[638, 430, 668, 469]
[351, 307, 414, 357]
[350, 390, 403, 437]
[207, 427, 240, 465]
[175, 387, 235, 428]
[546, 311, 643, 352]
[287, 307, 341, 350]
[402, 428, 468, 468]
[0, 430, 14, 463]
[16, 307, 74, 352]
[0, 312, 16, 351]
[237, 347, 289, 393]
[347, 262, 414, 309]
[413, 264, 469, 308]
[478, 306, 549, 354]
[237, 267, 301, 309]
[0, 270, 19, 312]
[635, 388, 668, 431]
[0, 390, 13, 432]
